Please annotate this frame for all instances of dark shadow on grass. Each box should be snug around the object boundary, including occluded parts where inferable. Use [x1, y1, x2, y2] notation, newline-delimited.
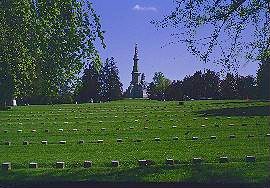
[197, 105, 270, 117]
[0, 163, 269, 188]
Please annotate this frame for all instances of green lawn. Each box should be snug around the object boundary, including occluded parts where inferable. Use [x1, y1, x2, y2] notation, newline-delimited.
[0, 99, 269, 185]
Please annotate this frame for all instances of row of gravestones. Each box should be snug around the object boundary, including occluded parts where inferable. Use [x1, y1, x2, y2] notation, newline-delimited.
[1, 156, 257, 171]
[2, 122, 258, 133]
[3, 134, 270, 146]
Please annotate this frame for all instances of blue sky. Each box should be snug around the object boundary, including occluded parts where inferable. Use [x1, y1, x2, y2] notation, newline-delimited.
[91, 0, 259, 90]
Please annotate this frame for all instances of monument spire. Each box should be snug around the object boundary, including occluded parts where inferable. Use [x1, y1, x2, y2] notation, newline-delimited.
[127, 43, 143, 98]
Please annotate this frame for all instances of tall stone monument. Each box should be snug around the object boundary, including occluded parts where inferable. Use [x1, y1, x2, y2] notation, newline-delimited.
[127, 44, 143, 98]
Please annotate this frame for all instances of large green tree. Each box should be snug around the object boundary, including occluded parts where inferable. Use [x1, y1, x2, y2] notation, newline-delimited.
[147, 72, 171, 100]
[0, 0, 105, 106]
[99, 57, 122, 101]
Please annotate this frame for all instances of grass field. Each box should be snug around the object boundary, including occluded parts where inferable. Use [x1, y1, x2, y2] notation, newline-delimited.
[0, 99, 269, 186]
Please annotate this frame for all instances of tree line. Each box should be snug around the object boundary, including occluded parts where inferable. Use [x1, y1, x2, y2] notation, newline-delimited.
[147, 62, 269, 101]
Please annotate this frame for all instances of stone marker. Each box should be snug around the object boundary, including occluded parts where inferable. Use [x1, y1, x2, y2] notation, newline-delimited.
[201, 125, 206, 128]
[41, 141, 48, 145]
[4, 141, 11, 146]
[116, 139, 123, 143]
[73, 129, 78, 131]
[31, 129, 36, 133]
[17, 130, 22, 133]
[59, 141, 66, 144]
[138, 160, 147, 167]
[12, 99, 17, 107]
[101, 128, 106, 131]
[2, 162, 11, 171]
[56, 162, 65, 169]
[59, 129, 63, 132]
[172, 126, 177, 128]
[97, 140, 103, 143]
[192, 158, 203, 164]
[144, 127, 149, 129]
[173, 137, 179, 140]
[210, 136, 217, 139]
[193, 118, 197, 120]
[228, 124, 234, 126]
[229, 135, 236, 138]
[23, 141, 29, 145]
[246, 156, 256, 162]
[154, 137, 161, 141]
[78, 140, 84, 144]
[204, 118, 208, 120]
[266, 134, 270, 137]
[219, 157, 229, 163]
[112, 160, 119, 167]
[29, 162, 38, 169]
[83, 161, 92, 168]
[129, 127, 134, 130]
[166, 159, 175, 165]
[192, 137, 199, 140]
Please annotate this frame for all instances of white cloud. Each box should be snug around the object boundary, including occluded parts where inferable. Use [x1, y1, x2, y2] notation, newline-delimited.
[132, 4, 157, 12]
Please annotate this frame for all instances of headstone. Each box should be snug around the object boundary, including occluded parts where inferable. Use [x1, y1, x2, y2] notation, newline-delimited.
[246, 156, 256, 162]
[29, 162, 38, 169]
[219, 157, 229, 163]
[56, 162, 65, 169]
[172, 126, 177, 128]
[144, 127, 149, 129]
[166, 159, 174, 165]
[73, 129, 78, 131]
[4, 130, 8, 133]
[210, 136, 217, 139]
[45, 129, 49, 133]
[201, 125, 206, 128]
[31, 129, 36, 133]
[4, 141, 11, 146]
[111, 160, 119, 167]
[266, 134, 270, 137]
[17, 130, 22, 133]
[101, 128, 106, 131]
[192, 158, 203, 164]
[173, 137, 179, 140]
[59, 129, 64, 132]
[41, 141, 48, 145]
[228, 124, 234, 126]
[78, 140, 84, 144]
[23, 141, 29, 145]
[192, 137, 199, 140]
[116, 139, 123, 143]
[84, 161, 92, 168]
[12, 99, 17, 107]
[138, 160, 147, 167]
[154, 137, 161, 141]
[59, 141, 66, 144]
[229, 135, 236, 138]
[2, 162, 11, 171]
[97, 140, 103, 143]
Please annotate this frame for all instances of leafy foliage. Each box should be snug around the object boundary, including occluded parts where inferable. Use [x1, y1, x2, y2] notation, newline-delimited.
[0, 0, 105, 105]
[152, 0, 270, 70]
